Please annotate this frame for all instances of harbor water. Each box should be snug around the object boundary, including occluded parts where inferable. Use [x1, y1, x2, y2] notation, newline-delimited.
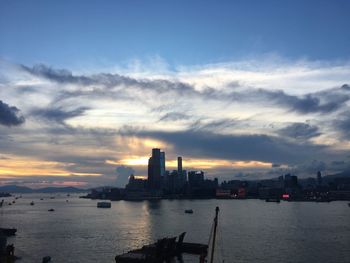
[0, 194, 349, 262]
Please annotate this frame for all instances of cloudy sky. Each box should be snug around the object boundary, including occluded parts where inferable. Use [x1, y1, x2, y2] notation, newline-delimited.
[1, 0, 350, 188]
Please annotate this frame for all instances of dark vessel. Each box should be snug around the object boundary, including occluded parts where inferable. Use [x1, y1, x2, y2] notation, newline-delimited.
[265, 198, 280, 203]
[48, 209, 55, 212]
[97, 202, 111, 208]
[0, 228, 17, 236]
[115, 207, 220, 263]
[185, 209, 193, 214]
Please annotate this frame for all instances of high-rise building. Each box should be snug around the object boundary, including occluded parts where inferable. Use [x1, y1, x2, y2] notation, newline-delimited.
[177, 156, 187, 186]
[177, 157, 182, 174]
[148, 148, 165, 189]
[160, 151, 166, 177]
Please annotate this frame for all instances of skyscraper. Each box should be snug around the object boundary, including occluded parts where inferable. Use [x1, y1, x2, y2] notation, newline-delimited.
[177, 156, 187, 186]
[147, 148, 165, 189]
[177, 156, 182, 174]
[160, 151, 166, 177]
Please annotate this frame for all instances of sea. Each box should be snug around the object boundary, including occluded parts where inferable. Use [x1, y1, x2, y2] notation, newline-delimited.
[0, 194, 349, 263]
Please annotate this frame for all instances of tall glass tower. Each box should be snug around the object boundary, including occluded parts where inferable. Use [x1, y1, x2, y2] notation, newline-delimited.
[147, 148, 165, 189]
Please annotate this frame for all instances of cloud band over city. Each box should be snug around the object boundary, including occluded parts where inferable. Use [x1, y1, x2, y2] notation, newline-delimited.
[1, 58, 350, 188]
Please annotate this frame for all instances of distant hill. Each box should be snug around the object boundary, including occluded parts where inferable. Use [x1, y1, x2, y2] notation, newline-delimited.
[0, 185, 33, 193]
[37, 186, 87, 193]
[0, 185, 87, 193]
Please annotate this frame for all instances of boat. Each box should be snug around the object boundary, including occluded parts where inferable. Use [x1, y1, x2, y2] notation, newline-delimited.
[97, 202, 111, 208]
[30, 201, 34, 206]
[265, 198, 280, 203]
[0, 228, 17, 236]
[348, 203, 350, 207]
[115, 207, 220, 263]
[185, 209, 193, 214]
[48, 209, 55, 212]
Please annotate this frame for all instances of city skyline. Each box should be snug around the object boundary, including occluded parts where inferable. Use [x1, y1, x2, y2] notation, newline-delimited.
[1, 0, 350, 188]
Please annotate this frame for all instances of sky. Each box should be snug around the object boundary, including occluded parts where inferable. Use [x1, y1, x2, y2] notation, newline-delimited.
[1, 0, 350, 188]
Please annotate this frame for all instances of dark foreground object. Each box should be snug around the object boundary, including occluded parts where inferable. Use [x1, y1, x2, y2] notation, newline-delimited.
[115, 232, 207, 263]
[0, 235, 20, 263]
[0, 228, 17, 237]
[42, 256, 51, 262]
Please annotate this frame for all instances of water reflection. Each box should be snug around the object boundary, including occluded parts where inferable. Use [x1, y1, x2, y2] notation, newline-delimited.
[0, 195, 349, 263]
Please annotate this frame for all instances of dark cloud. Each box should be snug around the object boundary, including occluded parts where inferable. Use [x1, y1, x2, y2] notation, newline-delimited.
[341, 84, 350, 91]
[239, 87, 349, 114]
[21, 64, 100, 85]
[0, 100, 25, 126]
[31, 107, 89, 124]
[121, 128, 327, 164]
[333, 111, 350, 139]
[159, 112, 191, 122]
[277, 122, 321, 139]
[297, 160, 327, 173]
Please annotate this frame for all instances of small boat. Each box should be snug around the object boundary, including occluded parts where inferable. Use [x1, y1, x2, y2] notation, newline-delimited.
[185, 209, 193, 214]
[49, 197, 55, 199]
[0, 228, 17, 236]
[348, 203, 350, 207]
[265, 198, 280, 203]
[30, 201, 34, 206]
[8, 203, 12, 206]
[48, 209, 55, 212]
[40, 198, 44, 200]
[97, 202, 111, 208]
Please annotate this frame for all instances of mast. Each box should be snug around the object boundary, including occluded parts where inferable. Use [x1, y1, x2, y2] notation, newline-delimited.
[209, 206, 219, 263]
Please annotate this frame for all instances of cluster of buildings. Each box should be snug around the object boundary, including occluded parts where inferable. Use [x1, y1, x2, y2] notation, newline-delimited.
[126, 148, 218, 199]
[217, 171, 350, 201]
[85, 148, 350, 201]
